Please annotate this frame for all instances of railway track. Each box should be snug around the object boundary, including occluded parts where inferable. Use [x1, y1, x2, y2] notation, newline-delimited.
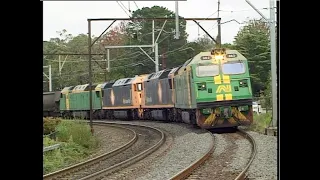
[43, 122, 165, 180]
[171, 129, 257, 180]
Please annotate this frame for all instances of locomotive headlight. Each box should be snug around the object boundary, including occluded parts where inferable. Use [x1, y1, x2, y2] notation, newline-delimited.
[214, 55, 224, 60]
[197, 82, 207, 91]
[239, 79, 248, 87]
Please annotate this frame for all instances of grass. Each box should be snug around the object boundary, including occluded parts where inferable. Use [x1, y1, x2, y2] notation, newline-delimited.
[249, 112, 272, 134]
[43, 119, 100, 175]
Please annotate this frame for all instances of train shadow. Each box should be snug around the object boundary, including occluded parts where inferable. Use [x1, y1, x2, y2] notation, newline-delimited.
[208, 127, 238, 134]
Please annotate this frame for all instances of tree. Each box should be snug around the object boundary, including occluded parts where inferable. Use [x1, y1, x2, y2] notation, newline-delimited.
[125, 6, 190, 74]
[260, 71, 272, 111]
[43, 25, 130, 90]
[221, 43, 235, 49]
[233, 19, 270, 95]
[43, 30, 72, 91]
[194, 35, 215, 51]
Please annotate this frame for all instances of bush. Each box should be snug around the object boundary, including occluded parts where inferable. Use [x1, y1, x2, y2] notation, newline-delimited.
[43, 120, 100, 175]
[249, 112, 272, 133]
[43, 117, 62, 135]
[43, 148, 64, 174]
[55, 120, 98, 149]
[43, 136, 57, 147]
[43, 141, 87, 174]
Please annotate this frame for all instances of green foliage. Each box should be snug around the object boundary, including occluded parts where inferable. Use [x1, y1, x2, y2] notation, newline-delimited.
[43, 120, 99, 174]
[43, 117, 62, 135]
[260, 71, 272, 109]
[43, 136, 57, 147]
[221, 43, 235, 49]
[194, 35, 215, 51]
[44, 148, 64, 174]
[56, 120, 98, 148]
[43, 141, 89, 174]
[233, 19, 270, 94]
[249, 112, 272, 133]
[43, 26, 131, 91]
[125, 6, 190, 74]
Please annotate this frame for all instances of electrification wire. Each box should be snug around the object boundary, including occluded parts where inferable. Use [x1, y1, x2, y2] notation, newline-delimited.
[221, 19, 243, 25]
[186, 7, 270, 28]
[49, 58, 151, 79]
[219, 7, 271, 13]
[205, 10, 218, 19]
[133, 1, 139, 9]
[204, 8, 251, 35]
[49, 42, 193, 78]
[119, 1, 130, 12]
[108, 33, 173, 62]
[116, 1, 131, 17]
[46, 45, 194, 82]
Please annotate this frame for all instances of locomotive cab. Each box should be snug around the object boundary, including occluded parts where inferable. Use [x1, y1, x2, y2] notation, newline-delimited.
[189, 49, 254, 128]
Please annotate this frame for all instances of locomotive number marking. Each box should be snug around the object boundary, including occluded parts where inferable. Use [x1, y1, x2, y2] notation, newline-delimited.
[216, 85, 232, 93]
[226, 54, 237, 58]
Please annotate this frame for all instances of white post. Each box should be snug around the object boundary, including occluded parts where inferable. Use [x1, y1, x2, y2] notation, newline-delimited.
[58, 55, 61, 76]
[175, 1, 180, 39]
[48, 65, 52, 92]
[152, 20, 155, 52]
[155, 43, 159, 72]
[107, 49, 110, 72]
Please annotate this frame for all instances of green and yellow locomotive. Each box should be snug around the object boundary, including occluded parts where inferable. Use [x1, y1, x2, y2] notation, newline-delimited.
[174, 48, 253, 128]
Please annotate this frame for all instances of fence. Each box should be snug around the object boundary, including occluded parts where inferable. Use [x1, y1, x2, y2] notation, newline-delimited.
[43, 144, 61, 153]
[43, 131, 60, 153]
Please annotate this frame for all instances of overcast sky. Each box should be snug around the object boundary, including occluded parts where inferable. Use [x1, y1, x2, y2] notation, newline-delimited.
[43, 0, 273, 44]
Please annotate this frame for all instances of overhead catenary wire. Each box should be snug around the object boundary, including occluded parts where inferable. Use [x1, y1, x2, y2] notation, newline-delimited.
[116, 1, 131, 17]
[219, 7, 273, 13]
[119, 1, 130, 13]
[44, 33, 187, 65]
[56, 45, 193, 77]
[186, 7, 271, 28]
[133, 1, 139, 9]
[47, 42, 193, 79]
[203, 7, 260, 36]
[205, 10, 218, 19]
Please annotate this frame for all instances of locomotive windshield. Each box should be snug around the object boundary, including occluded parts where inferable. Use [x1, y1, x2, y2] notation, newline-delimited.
[222, 62, 246, 75]
[196, 64, 219, 77]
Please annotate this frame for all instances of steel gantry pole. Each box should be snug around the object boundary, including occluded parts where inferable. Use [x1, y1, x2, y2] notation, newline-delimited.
[88, 20, 94, 135]
[269, 0, 277, 128]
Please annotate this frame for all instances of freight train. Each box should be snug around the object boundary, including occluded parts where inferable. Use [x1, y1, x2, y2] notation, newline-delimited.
[43, 48, 254, 129]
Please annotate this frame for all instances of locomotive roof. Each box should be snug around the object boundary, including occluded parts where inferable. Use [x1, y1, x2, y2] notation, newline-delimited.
[112, 77, 135, 87]
[168, 66, 181, 75]
[188, 50, 247, 65]
[144, 69, 172, 81]
[72, 84, 89, 92]
[61, 86, 74, 94]
[95, 80, 116, 90]
[95, 83, 106, 90]
[177, 50, 248, 75]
